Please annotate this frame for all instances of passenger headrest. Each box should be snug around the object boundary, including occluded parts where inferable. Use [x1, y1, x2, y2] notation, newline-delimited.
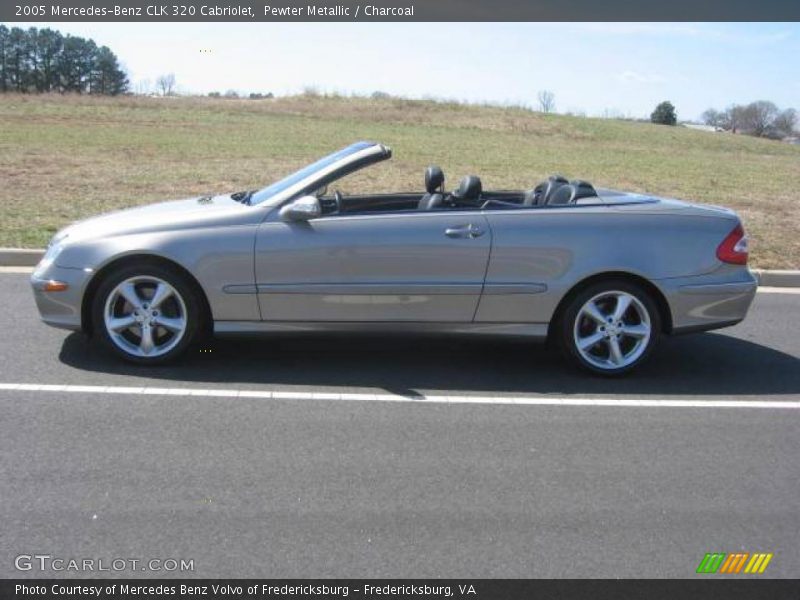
[570, 179, 598, 201]
[454, 175, 482, 202]
[539, 175, 568, 205]
[547, 184, 575, 205]
[425, 165, 445, 194]
[524, 180, 549, 206]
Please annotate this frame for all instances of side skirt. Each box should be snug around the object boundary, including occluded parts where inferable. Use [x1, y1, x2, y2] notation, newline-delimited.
[214, 320, 549, 339]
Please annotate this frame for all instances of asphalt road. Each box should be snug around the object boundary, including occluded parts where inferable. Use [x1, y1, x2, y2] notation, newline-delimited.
[0, 272, 798, 579]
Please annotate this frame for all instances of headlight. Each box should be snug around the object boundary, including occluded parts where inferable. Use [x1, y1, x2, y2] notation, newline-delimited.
[48, 229, 70, 248]
[34, 243, 64, 275]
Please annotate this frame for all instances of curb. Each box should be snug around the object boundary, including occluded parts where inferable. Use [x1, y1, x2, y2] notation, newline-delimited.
[0, 248, 44, 267]
[751, 269, 800, 288]
[2, 248, 799, 287]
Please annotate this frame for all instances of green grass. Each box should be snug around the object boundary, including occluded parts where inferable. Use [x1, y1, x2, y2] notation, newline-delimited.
[1, 93, 798, 268]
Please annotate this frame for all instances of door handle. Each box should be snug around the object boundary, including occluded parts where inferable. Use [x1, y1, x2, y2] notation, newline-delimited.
[445, 224, 485, 239]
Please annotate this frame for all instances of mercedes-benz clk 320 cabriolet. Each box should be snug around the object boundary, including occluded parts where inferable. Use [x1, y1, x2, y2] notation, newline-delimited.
[31, 141, 757, 375]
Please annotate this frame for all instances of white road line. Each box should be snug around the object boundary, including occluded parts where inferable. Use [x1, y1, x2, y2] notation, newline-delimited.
[0, 382, 798, 409]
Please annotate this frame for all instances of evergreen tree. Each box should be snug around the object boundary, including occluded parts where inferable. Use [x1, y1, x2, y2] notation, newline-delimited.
[0, 27, 127, 95]
[7, 27, 28, 92]
[58, 35, 96, 92]
[650, 101, 677, 126]
[91, 46, 128, 95]
[35, 28, 64, 92]
[0, 25, 8, 92]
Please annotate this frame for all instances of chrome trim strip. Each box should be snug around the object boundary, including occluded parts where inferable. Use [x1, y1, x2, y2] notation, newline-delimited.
[222, 284, 258, 295]
[255, 283, 481, 295]
[482, 283, 547, 295]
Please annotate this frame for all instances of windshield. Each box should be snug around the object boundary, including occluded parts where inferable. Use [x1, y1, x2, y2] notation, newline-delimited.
[249, 142, 375, 205]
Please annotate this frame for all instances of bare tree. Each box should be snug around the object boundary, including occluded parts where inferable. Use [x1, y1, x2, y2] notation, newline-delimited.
[701, 108, 724, 128]
[156, 73, 176, 96]
[772, 108, 797, 137]
[537, 90, 555, 113]
[740, 100, 779, 137]
[722, 104, 748, 133]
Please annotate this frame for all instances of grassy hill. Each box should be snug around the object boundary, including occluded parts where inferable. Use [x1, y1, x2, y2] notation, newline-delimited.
[1, 93, 798, 268]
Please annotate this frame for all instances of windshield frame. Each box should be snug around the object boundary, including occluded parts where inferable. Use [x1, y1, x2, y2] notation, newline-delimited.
[248, 142, 385, 207]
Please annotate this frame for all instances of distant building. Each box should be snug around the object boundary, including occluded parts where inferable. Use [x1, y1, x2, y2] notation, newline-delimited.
[683, 123, 724, 133]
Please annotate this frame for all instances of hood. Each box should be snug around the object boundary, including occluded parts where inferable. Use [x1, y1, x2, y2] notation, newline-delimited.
[52, 194, 258, 245]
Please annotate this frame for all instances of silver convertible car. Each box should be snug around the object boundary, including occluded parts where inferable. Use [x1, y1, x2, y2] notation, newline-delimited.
[31, 141, 757, 375]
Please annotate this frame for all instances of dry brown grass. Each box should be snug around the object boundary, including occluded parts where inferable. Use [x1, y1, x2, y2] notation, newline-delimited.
[1, 93, 798, 268]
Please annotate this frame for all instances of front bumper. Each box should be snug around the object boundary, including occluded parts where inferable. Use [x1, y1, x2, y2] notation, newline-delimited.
[30, 262, 93, 331]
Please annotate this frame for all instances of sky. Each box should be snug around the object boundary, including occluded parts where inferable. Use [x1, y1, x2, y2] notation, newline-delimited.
[13, 21, 800, 120]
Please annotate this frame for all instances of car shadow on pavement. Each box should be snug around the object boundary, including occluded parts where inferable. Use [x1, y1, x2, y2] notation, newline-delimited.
[57, 330, 800, 397]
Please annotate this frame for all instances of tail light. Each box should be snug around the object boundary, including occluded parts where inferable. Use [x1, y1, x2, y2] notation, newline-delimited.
[716, 223, 749, 265]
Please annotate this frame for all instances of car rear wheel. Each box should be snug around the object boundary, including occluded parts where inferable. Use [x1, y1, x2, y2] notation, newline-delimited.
[558, 280, 661, 376]
[92, 264, 200, 364]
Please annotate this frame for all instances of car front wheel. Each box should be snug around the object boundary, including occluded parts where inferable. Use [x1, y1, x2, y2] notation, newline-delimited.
[558, 280, 661, 376]
[92, 264, 200, 364]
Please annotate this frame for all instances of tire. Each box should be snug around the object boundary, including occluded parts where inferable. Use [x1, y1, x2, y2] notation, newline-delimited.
[91, 263, 201, 365]
[556, 279, 661, 376]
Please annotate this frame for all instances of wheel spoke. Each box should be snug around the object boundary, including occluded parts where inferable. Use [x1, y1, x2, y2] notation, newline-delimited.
[154, 316, 185, 333]
[613, 294, 632, 321]
[149, 282, 173, 309]
[582, 301, 608, 325]
[139, 325, 155, 354]
[578, 331, 605, 350]
[573, 290, 653, 371]
[621, 323, 650, 339]
[118, 282, 142, 309]
[608, 337, 624, 365]
[107, 315, 137, 332]
[105, 276, 189, 359]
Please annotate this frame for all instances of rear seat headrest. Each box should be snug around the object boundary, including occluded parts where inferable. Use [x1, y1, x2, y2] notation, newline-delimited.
[425, 165, 444, 194]
[547, 185, 574, 205]
[570, 179, 598, 201]
[454, 175, 482, 202]
[547, 180, 599, 205]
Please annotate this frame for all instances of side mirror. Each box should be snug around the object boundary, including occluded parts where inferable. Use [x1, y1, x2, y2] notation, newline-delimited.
[279, 195, 321, 222]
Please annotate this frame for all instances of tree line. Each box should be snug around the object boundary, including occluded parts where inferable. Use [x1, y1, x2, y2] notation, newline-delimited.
[0, 26, 128, 95]
[702, 101, 797, 139]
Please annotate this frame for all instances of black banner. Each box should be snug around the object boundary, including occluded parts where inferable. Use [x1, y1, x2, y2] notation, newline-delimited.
[3, 0, 800, 22]
[3, 580, 800, 600]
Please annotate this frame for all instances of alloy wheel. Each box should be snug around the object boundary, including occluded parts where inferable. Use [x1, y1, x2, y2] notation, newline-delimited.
[103, 276, 188, 358]
[572, 290, 652, 371]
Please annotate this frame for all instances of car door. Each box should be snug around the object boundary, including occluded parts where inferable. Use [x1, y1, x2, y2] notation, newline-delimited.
[254, 210, 491, 322]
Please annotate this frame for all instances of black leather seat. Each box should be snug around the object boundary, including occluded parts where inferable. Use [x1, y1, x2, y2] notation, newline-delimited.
[524, 175, 568, 206]
[450, 175, 482, 208]
[570, 180, 598, 202]
[418, 165, 445, 210]
[546, 179, 599, 205]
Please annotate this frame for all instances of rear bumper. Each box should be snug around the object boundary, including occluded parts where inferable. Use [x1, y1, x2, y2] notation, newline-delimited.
[30, 264, 92, 331]
[660, 268, 757, 334]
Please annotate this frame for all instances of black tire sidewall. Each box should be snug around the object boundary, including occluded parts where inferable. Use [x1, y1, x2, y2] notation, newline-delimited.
[91, 263, 200, 365]
[559, 280, 661, 376]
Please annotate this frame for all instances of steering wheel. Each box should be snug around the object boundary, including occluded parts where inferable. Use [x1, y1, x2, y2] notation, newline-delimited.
[333, 189, 343, 213]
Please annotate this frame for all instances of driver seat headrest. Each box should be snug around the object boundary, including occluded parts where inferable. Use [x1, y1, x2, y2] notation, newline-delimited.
[425, 165, 445, 194]
[453, 175, 482, 205]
